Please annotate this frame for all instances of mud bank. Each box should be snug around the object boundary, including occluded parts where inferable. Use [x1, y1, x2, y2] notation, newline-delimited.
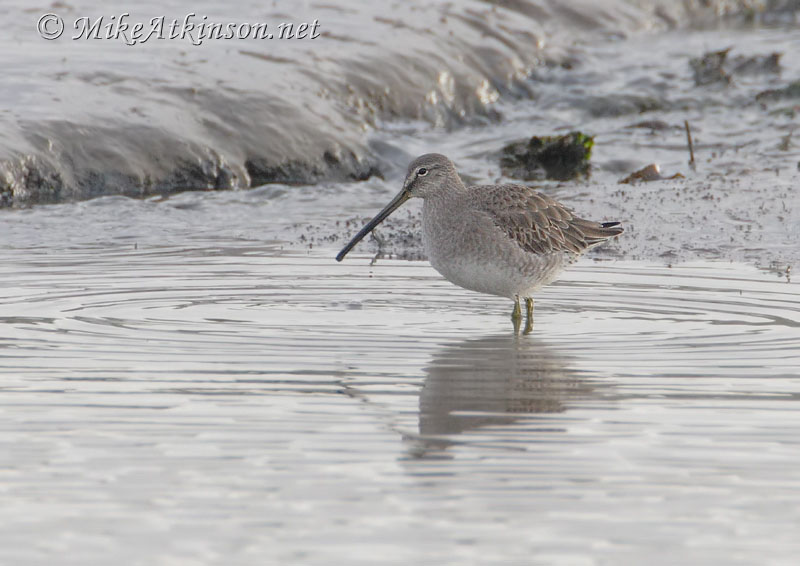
[1, 0, 795, 206]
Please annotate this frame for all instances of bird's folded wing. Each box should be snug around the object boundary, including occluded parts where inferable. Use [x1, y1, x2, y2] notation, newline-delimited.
[468, 184, 617, 255]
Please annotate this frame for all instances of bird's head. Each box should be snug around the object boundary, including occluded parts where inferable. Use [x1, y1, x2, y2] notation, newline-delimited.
[335, 153, 460, 262]
[402, 153, 458, 198]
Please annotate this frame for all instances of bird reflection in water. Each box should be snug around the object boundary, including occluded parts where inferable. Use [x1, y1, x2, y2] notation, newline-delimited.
[408, 334, 596, 458]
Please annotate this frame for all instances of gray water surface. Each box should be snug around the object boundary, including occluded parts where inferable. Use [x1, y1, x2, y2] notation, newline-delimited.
[1, 236, 798, 565]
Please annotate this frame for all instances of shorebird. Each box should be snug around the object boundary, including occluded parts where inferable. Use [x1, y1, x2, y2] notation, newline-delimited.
[336, 153, 623, 333]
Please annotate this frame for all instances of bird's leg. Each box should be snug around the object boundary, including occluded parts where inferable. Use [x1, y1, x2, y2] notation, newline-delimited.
[523, 297, 534, 335]
[511, 296, 522, 320]
[511, 296, 522, 334]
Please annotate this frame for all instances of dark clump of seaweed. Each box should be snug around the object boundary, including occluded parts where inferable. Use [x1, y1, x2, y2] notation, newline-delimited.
[499, 131, 593, 181]
[690, 48, 734, 86]
[690, 47, 782, 87]
[756, 79, 800, 105]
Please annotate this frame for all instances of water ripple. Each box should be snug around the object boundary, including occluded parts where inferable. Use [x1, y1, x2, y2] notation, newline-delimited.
[1, 249, 799, 565]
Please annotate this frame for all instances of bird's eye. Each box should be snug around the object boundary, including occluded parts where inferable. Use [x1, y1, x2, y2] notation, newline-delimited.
[417, 167, 428, 176]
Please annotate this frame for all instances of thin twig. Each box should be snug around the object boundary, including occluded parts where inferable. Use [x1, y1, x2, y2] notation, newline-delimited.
[369, 230, 386, 265]
[684, 120, 695, 169]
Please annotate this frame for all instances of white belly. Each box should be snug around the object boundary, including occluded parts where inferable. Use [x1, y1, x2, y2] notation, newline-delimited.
[427, 247, 566, 299]
[422, 205, 568, 299]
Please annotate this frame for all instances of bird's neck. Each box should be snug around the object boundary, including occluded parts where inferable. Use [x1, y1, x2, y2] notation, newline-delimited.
[426, 178, 468, 206]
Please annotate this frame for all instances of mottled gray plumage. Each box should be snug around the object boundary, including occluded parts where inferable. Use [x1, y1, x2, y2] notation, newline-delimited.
[466, 184, 622, 256]
[336, 153, 623, 330]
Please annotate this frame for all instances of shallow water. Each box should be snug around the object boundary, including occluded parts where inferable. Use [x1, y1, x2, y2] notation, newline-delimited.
[1, 237, 798, 565]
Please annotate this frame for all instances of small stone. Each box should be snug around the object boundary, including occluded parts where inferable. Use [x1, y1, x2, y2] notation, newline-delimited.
[619, 164, 684, 184]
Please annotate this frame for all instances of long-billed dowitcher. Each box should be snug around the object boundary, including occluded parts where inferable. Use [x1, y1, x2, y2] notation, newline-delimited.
[336, 153, 623, 332]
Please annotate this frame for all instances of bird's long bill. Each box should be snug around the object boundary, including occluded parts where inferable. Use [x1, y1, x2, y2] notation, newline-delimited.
[336, 188, 411, 262]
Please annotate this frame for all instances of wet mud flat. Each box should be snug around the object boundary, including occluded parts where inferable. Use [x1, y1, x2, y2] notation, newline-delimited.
[0, 241, 798, 565]
[314, 25, 800, 271]
[2, 1, 797, 206]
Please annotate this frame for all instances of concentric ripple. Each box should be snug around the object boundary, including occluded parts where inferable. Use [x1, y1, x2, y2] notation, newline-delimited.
[0, 246, 798, 565]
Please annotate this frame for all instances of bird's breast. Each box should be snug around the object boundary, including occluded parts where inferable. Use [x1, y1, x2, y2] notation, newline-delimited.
[421, 198, 570, 299]
[422, 200, 516, 298]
